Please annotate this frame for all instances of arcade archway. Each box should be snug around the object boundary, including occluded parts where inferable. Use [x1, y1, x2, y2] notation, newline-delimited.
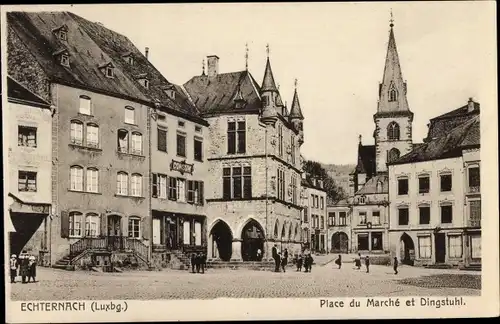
[210, 220, 233, 261]
[400, 233, 415, 265]
[241, 219, 265, 261]
[331, 231, 349, 253]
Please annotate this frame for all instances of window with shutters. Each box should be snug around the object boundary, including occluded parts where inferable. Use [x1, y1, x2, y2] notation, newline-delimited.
[187, 180, 195, 203]
[70, 166, 83, 191]
[169, 177, 177, 200]
[86, 168, 99, 193]
[79, 96, 92, 115]
[194, 137, 203, 161]
[177, 132, 186, 157]
[440, 205, 453, 224]
[18, 171, 37, 192]
[157, 127, 167, 152]
[128, 217, 141, 239]
[152, 173, 168, 199]
[448, 235, 462, 258]
[86, 123, 99, 148]
[18, 126, 37, 148]
[117, 129, 129, 153]
[69, 211, 83, 237]
[85, 213, 99, 237]
[70, 120, 84, 145]
[177, 178, 186, 202]
[116, 172, 128, 195]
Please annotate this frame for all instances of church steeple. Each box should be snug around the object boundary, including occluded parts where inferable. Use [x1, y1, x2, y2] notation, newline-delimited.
[377, 15, 411, 114]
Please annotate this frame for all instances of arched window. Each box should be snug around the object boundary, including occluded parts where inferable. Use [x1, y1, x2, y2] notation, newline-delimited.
[389, 88, 398, 102]
[388, 148, 401, 163]
[70, 120, 83, 145]
[281, 224, 286, 240]
[79, 95, 92, 115]
[117, 129, 129, 153]
[86, 123, 99, 148]
[86, 168, 99, 193]
[294, 224, 299, 241]
[274, 220, 279, 238]
[131, 173, 142, 197]
[387, 122, 400, 140]
[288, 225, 293, 241]
[117, 172, 129, 195]
[85, 213, 100, 237]
[128, 216, 141, 239]
[359, 196, 366, 204]
[124, 106, 135, 124]
[131, 132, 142, 155]
[69, 211, 83, 237]
[70, 165, 83, 191]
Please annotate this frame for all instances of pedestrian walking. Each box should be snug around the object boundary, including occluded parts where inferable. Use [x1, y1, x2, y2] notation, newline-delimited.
[296, 253, 303, 272]
[281, 249, 288, 272]
[354, 253, 362, 270]
[190, 253, 197, 273]
[365, 256, 370, 273]
[195, 253, 202, 273]
[393, 257, 398, 275]
[10, 254, 18, 283]
[335, 254, 342, 269]
[19, 251, 30, 284]
[200, 252, 206, 274]
[28, 255, 37, 283]
[256, 248, 262, 261]
[272, 244, 280, 272]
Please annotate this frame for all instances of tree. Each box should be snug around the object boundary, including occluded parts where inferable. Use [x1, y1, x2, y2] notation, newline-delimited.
[303, 160, 347, 203]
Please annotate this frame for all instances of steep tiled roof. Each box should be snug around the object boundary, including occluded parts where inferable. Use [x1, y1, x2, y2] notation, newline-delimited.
[7, 11, 202, 122]
[354, 145, 376, 176]
[183, 70, 262, 115]
[327, 198, 350, 207]
[301, 176, 326, 192]
[7, 76, 51, 107]
[426, 101, 480, 140]
[355, 174, 388, 195]
[389, 115, 480, 165]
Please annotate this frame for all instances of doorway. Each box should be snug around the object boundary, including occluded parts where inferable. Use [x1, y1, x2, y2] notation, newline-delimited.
[241, 219, 265, 261]
[400, 233, 415, 265]
[331, 232, 349, 253]
[435, 233, 446, 263]
[152, 218, 161, 245]
[166, 218, 178, 250]
[210, 220, 233, 261]
[107, 215, 122, 250]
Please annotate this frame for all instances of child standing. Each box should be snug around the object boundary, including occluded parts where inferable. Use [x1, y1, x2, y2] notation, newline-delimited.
[10, 254, 18, 283]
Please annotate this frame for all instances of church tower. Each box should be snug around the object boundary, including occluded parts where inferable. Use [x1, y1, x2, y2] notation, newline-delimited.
[374, 15, 414, 173]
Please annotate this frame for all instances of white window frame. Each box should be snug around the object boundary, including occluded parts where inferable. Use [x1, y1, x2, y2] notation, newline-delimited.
[69, 212, 83, 237]
[448, 235, 463, 258]
[84, 213, 100, 237]
[70, 166, 84, 191]
[177, 178, 186, 202]
[79, 96, 91, 115]
[131, 174, 142, 197]
[86, 123, 99, 148]
[158, 174, 168, 199]
[131, 132, 142, 155]
[128, 217, 141, 239]
[117, 172, 129, 196]
[418, 236, 432, 259]
[86, 168, 99, 193]
[124, 106, 135, 124]
[70, 120, 84, 145]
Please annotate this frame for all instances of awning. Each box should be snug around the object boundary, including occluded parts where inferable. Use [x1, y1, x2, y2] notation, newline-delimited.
[7, 193, 51, 215]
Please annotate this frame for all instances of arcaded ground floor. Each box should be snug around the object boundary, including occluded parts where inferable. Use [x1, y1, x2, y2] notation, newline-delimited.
[10, 262, 480, 300]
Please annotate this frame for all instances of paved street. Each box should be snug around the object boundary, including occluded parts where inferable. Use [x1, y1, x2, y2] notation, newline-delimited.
[10, 263, 480, 300]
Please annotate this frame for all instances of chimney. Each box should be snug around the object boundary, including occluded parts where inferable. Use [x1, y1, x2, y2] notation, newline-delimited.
[311, 178, 317, 186]
[145, 47, 149, 60]
[467, 97, 475, 112]
[207, 55, 219, 77]
[318, 180, 323, 189]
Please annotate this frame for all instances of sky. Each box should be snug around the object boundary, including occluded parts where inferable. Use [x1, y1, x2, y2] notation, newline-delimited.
[6, 2, 497, 165]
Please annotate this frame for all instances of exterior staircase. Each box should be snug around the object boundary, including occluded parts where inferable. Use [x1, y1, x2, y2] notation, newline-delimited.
[170, 250, 192, 270]
[52, 255, 75, 271]
[460, 264, 481, 271]
[424, 263, 453, 270]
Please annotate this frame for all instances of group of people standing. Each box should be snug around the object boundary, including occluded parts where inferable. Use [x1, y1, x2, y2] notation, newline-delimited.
[10, 251, 37, 284]
[271, 245, 292, 272]
[294, 250, 314, 273]
[190, 252, 207, 274]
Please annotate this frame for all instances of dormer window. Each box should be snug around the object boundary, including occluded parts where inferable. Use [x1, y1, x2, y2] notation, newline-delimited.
[143, 79, 149, 89]
[122, 53, 134, 65]
[165, 89, 176, 100]
[61, 54, 70, 67]
[135, 74, 150, 89]
[99, 62, 115, 78]
[53, 25, 68, 42]
[106, 66, 114, 78]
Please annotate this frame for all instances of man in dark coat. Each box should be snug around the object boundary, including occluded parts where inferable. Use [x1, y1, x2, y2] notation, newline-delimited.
[272, 244, 280, 272]
[200, 252, 206, 274]
[19, 251, 30, 284]
[195, 253, 202, 273]
[10, 254, 18, 283]
[393, 257, 398, 275]
[190, 253, 197, 273]
[281, 249, 288, 272]
[365, 256, 370, 273]
[296, 253, 303, 272]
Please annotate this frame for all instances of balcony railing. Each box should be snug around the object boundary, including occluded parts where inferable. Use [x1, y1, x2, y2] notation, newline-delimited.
[69, 236, 149, 261]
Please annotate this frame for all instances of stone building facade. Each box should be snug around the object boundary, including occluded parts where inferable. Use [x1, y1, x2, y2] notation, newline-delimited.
[6, 77, 53, 264]
[302, 178, 327, 253]
[327, 199, 352, 254]
[387, 100, 480, 268]
[184, 54, 305, 261]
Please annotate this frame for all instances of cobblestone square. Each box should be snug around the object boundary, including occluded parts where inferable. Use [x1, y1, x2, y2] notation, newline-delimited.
[10, 264, 480, 301]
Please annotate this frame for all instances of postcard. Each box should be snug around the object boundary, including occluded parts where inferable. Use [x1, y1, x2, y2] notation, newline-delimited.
[2, 2, 498, 322]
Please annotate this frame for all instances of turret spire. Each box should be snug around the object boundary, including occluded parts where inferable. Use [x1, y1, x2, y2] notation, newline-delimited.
[261, 45, 278, 92]
[245, 43, 249, 71]
[289, 78, 304, 120]
[202, 58, 206, 76]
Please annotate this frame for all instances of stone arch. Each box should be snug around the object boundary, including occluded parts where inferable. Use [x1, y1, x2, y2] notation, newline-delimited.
[288, 223, 293, 242]
[400, 232, 415, 265]
[209, 219, 233, 261]
[208, 217, 235, 237]
[235, 216, 266, 240]
[273, 219, 280, 239]
[387, 121, 400, 140]
[388, 148, 401, 163]
[331, 231, 349, 253]
[241, 218, 265, 261]
[280, 221, 286, 241]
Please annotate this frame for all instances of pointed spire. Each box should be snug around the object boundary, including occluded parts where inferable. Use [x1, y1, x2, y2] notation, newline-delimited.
[377, 10, 411, 114]
[245, 43, 249, 71]
[289, 78, 304, 120]
[359, 134, 362, 145]
[202, 58, 206, 76]
[261, 45, 278, 92]
[233, 83, 246, 108]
